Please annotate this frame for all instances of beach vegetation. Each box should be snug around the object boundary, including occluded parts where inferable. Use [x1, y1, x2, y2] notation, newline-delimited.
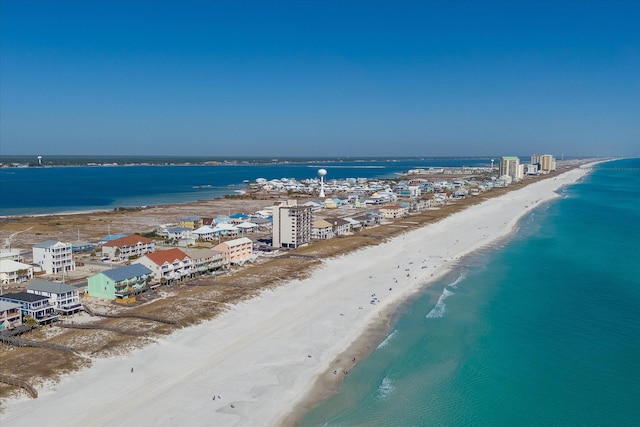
[23, 315, 38, 329]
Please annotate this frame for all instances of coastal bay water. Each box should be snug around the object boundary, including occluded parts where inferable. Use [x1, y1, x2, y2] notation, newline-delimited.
[300, 158, 640, 426]
[0, 158, 491, 216]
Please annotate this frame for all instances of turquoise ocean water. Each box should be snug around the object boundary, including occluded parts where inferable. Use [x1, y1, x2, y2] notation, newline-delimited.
[301, 158, 640, 426]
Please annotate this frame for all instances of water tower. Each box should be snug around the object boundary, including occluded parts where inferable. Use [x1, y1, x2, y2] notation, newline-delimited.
[318, 168, 327, 198]
[38, 155, 42, 165]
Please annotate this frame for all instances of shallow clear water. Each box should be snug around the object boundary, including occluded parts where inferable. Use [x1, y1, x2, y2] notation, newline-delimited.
[301, 158, 640, 426]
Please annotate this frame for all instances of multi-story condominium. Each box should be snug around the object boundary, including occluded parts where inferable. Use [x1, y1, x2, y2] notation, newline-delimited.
[0, 292, 59, 325]
[0, 300, 22, 330]
[32, 240, 76, 275]
[0, 259, 33, 285]
[182, 248, 225, 274]
[272, 200, 312, 249]
[134, 248, 193, 284]
[499, 156, 523, 181]
[531, 154, 556, 173]
[540, 154, 556, 172]
[88, 264, 154, 300]
[101, 234, 155, 261]
[213, 237, 254, 265]
[27, 279, 82, 315]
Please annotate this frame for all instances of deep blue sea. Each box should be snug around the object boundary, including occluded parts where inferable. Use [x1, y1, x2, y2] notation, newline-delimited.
[0, 158, 493, 216]
[301, 158, 640, 427]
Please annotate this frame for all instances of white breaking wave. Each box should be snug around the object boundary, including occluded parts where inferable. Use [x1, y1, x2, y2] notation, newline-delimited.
[447, 272, 466, 289]
[377, 376, 395, 400]
[376, 329, 397, 349]
[426, 288, 454, 318]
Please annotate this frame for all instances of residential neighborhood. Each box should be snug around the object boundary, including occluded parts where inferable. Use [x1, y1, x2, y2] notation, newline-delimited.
[0, 154, 557, 332]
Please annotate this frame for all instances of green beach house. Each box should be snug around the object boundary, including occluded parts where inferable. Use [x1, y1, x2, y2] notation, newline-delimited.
[88, 264, 153, 301]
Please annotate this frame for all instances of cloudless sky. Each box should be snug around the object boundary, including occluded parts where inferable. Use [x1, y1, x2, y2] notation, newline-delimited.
[1, 0, 638, 157]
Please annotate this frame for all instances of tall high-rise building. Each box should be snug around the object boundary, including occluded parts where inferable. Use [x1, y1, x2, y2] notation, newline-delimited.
[499, 156, 521, 180]
[540, 154, 555, 172]
[272, 200, 312, 249]
[531, 154, 556, 173]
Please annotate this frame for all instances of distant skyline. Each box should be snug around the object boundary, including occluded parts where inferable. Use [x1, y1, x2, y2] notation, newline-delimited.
[1, 0, 638, 158]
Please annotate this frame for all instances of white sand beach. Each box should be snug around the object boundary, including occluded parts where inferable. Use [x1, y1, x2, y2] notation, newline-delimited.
[1, 167, 590, 427]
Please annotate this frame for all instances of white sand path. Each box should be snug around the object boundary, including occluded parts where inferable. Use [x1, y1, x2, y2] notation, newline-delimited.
[1, 167, 591, 427]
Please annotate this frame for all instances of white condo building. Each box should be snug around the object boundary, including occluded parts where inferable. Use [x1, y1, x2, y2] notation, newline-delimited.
[272, 200, 312, 249]
[531, 154, 556, 173]
[499, 156, 523, 182]
[32, 240, 76, 275]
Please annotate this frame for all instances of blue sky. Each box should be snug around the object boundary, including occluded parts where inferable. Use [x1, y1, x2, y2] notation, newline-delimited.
[1, 0, 638, 157]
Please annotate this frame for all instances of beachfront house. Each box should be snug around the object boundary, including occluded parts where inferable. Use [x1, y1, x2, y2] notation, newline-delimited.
[214, 215, 232, 225]
[344, 217, 362, 231]
[323, 198, 338, 209]
[179, 216, 203, 230]
[0, 300, 22, 330]
[0, 292, 59, 325]
[230, 213, 250, 224]
[201, 217, 216, 226]
[100, 233, 127, 245]
[166, 227, 193, 241]
[134, 248, 193, 285]
[380, 205, 406, 220]
[192, 225, 218, 241]
[87, 264, 154, 301]
[211, 223, 239, 237]
[0, 259, 34, 285]
[212, 237, 254, 266]
[101, 234, 155, 261]
[32, 240, 76, 275]
[353, 211, 383, 227]
[182, 248, 225, 274]
[311, 219, 335, 240]
[249, 216, 272, 230]
[0, 251, 23, 262]
[27, 279, 83, 315]
[236, 221, 259, 234]
[327, 217, 351, 236]
[302, 201, 324, 212]
[71, 240, 94, 253]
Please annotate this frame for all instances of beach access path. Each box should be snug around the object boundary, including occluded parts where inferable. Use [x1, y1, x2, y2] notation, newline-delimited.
[0, 166, 590, 427]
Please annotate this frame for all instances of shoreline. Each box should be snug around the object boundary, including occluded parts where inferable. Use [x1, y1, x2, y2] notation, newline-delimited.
[285, 160, 610, 425]
[0, 165, 597, 426]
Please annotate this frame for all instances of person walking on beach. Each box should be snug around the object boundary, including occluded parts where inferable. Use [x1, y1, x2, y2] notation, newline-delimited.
[130, 367, 134, 373]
